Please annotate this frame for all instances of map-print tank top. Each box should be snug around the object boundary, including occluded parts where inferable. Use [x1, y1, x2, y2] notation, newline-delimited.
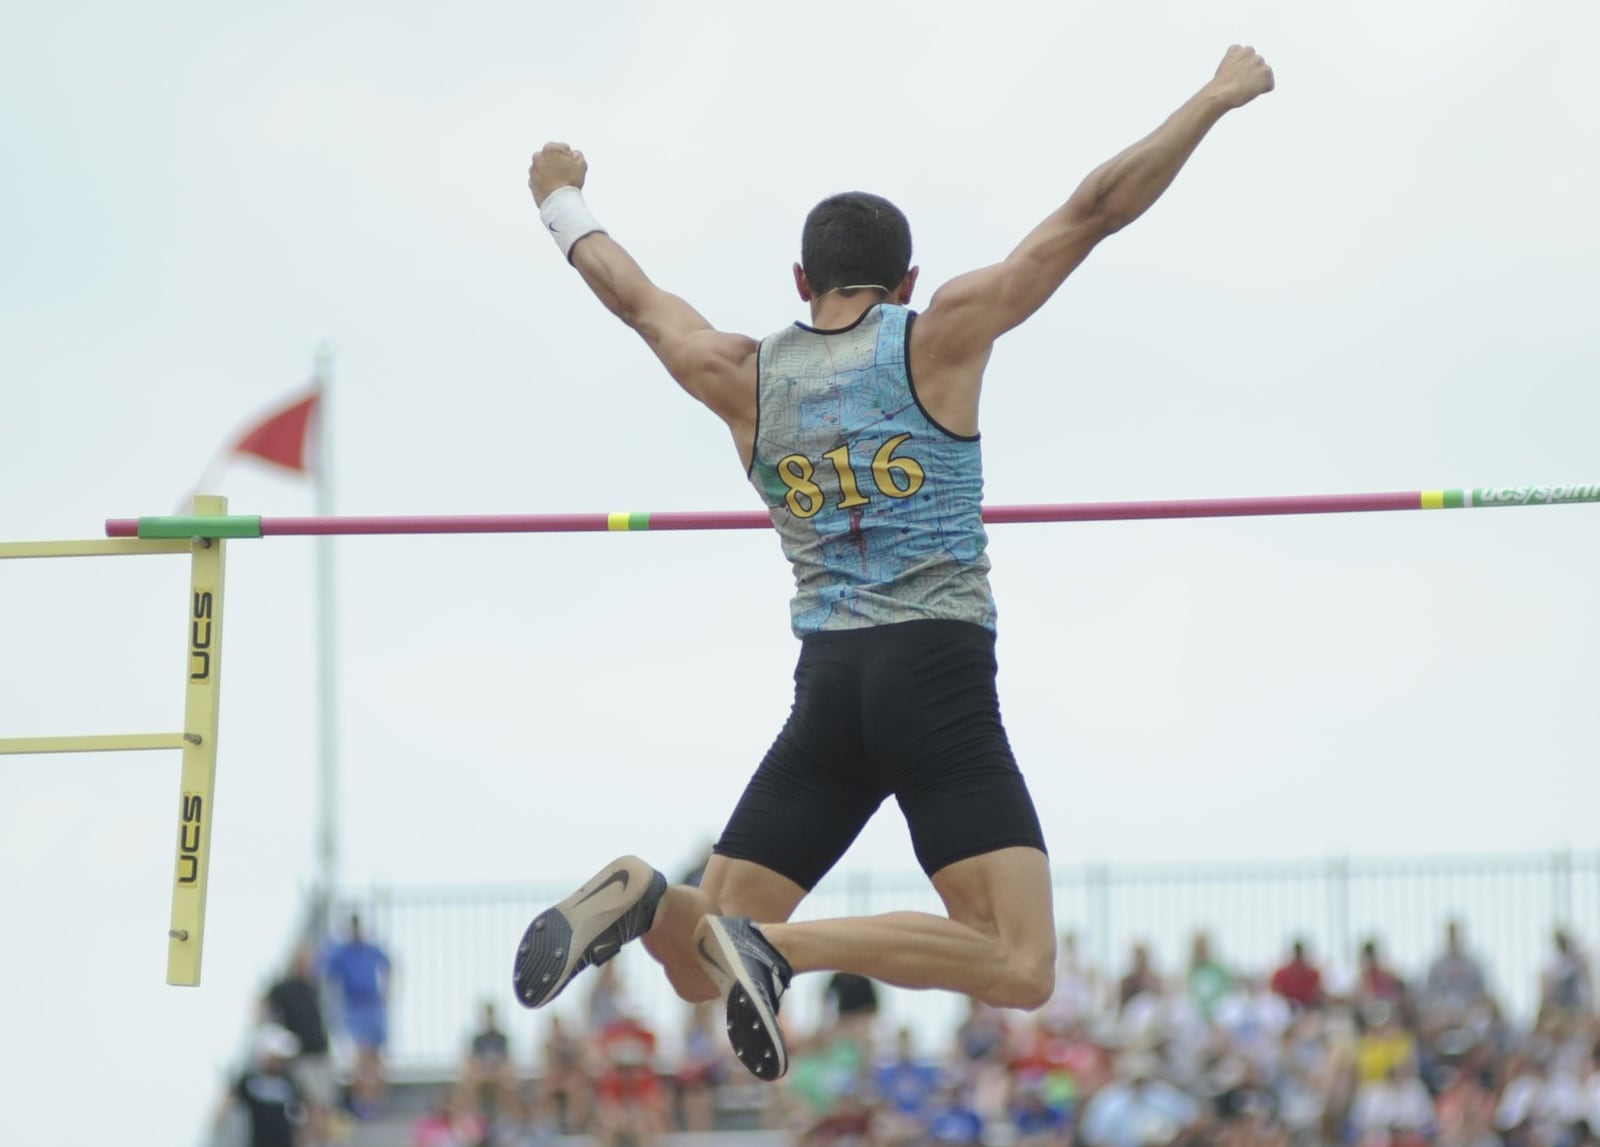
[748, 303, 996, 637]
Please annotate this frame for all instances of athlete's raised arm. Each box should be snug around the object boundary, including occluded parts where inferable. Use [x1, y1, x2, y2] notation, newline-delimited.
[529, 143, 757, 434]
[911, 46, 1274, 428]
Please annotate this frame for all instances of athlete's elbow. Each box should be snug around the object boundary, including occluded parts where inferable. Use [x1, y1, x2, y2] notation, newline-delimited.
[1059, 193, 1125, 241]
[1059, 172, 1125, 234]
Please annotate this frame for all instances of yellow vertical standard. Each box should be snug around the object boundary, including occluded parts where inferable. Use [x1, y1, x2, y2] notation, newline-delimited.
[167, 495, 228, 986]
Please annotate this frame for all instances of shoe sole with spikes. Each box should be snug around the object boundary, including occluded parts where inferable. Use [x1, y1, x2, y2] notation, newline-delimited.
[696, 915, 789, 1082]
[512, 855, 665, 1009]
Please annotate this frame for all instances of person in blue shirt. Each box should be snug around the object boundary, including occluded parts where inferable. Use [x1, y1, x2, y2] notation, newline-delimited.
[322, 913, 392, 1117]
[876, 1027, 944, 1137]
[927, 1084, 986, 1146]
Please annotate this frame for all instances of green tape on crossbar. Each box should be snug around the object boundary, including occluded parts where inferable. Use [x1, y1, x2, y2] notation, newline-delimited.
[137, 515, 264, 539]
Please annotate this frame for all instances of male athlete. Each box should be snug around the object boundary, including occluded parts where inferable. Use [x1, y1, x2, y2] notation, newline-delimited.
[514, 46, 1275, 1082]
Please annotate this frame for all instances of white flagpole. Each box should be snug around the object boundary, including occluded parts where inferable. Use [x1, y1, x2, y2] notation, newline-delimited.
[312, 344, 340, 932]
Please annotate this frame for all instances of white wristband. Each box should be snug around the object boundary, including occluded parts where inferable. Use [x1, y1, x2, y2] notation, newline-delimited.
[539, 186, 606, 263]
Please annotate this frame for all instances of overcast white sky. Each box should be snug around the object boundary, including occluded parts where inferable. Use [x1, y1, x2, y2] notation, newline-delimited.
[3, 1, 1598, 1142]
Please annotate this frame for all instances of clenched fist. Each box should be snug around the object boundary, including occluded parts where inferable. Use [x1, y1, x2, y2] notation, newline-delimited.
[529, 142, 587, 207]
[1209, 45, 1274, 110]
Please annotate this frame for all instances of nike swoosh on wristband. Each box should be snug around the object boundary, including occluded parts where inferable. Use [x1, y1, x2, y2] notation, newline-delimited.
[573, 869, 630, 906]
[547, 222, 560, 233]
[697, 937, 729, 976]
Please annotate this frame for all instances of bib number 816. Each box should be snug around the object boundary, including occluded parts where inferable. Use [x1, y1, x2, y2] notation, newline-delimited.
[778, 433, 925, 519]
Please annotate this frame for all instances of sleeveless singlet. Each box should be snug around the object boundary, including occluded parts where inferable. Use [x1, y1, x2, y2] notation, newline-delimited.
[747, 303, 996, 637]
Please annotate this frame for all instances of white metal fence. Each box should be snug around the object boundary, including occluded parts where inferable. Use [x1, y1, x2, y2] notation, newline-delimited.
[338, 850, 1600, 1074]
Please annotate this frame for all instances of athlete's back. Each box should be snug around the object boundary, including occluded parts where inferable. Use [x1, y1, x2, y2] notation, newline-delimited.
[749, 303, 994, 636]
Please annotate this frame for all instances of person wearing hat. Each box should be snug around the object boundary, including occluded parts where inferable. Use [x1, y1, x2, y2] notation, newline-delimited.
[232, 1023, 306, 1147]
[266, 943, 337, 1146]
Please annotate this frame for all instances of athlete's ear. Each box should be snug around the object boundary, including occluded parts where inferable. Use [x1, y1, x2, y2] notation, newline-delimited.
[896, 266, 919, 305]
[793, 263, 813, 302]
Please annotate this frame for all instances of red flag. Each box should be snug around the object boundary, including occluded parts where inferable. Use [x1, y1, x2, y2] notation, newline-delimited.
[235, 391, 319, 473]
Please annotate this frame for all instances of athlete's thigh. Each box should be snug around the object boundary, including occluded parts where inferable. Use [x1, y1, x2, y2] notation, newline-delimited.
[930, 845, 1056, 960]
[714, 630, 884, 891]
[698, 854, 808, 925]
[864, 620, 1047, 875]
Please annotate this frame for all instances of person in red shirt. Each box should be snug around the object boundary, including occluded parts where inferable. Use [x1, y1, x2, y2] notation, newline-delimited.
[592, 1018, 669, 1147]
[1358, 940, 1406, 1001]
[1270, 940, 1325, 1009]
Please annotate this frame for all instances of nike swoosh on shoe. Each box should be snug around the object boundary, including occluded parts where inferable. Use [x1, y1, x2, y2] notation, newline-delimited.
[512, 856, 662, 1008]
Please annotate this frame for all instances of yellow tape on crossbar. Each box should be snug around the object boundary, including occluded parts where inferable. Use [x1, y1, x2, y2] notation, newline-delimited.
[167, 496, 227, 987]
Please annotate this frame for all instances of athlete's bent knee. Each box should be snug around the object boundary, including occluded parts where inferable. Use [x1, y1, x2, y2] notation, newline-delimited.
[665, 965, 719, 1006]
[1014, 959, 1056, 1010]
[985, 953, 1055, 1011]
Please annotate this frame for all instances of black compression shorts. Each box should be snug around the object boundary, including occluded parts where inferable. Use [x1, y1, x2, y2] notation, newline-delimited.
[713, 618, 1047, 890]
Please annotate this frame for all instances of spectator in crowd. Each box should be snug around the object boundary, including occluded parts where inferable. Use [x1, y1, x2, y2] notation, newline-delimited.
[953, 996, 1010, 1070]
[676, 1000, 727, 1133]
[785, 1023, 871, 1134]
[1356, 1003, 1418, 1086]
[534, 1014, 589, 1134]
[534, 1017, 592, 1132]
[1433, 1042, 1502, 1147]
[1120, 943, 1163, 1011]
[800, 1091, 879, 1147]
[1582, 1044, 1600, 1130]
[1078, 1051, 1204, 1147]
[1273, 1011, 1348, 1145]
[1270, 941, 1325, 1011]
[591, 1015, 669, 1147]
[411, 1089, 488, 1147]
[875, 1027, 943, 1143]
[1006, 1016, 1080, 1145]
[952, 997, 1013, 1122]
[1010, 1075, 1073, 1147]
[824, 972, 881, 1045]
[229, 1023, 306, 1147]
[322, 913, 392, 1118]
[1190, 932, 1232, 1021]
[265, 942, 336, 1147]
[1209, 1053, 1282, 1145]
[1121, 981, 1209, 1084]
[1215, 974, 1293, 1074]
[1540, 930, 1593, 1025]
[1423, 920, 1490, 1035]
[1043, 1015, 1115, 1095]
[1496, 1051, 1563, 1147]
[587, 959, 630, 1033]
[456, 1001, 524, 1129]
[1357, 939, 1409, 1020]
[1349, 1058, 1435, 1147]
[1044, 930, 1103, 1030]
[923, 1082, 985, 1146]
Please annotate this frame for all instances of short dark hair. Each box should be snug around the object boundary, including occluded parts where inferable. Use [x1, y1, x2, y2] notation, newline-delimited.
[801, 192, 912, 296]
